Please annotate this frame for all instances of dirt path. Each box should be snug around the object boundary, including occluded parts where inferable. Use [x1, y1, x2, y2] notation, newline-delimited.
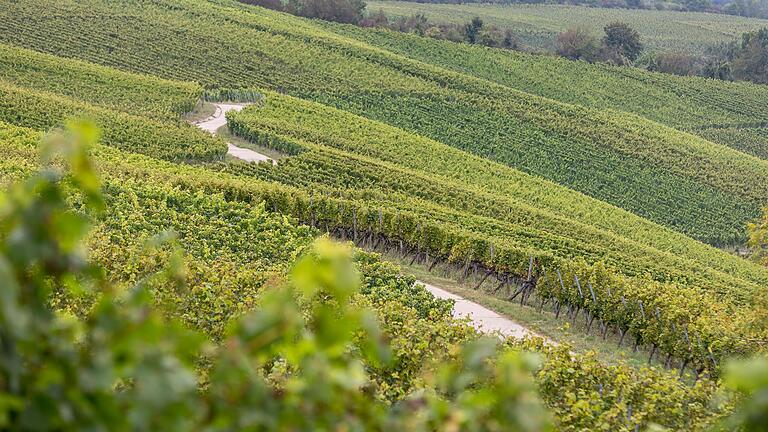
[420, 281, 547, 341]
[194, 103, 274, 164]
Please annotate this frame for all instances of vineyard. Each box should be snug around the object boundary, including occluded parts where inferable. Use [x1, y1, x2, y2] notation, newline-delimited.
[329, 22, 768, 132]
[224, 92, 768, 291]
[365, 1, 768, 54]
[696, 126, 768, 160]
[0, 80, 226, 163]
[0, 0, 765, 244]
[0, 0, 767, 429]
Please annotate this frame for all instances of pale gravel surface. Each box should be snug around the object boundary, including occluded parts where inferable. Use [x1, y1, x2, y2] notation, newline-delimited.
[420, 281, 547, 341]
[192, 103, 542, 340]
[194, 103, 274, 163]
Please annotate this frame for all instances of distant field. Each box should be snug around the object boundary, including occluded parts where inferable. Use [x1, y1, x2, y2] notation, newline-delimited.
[366, 1, 768, 54]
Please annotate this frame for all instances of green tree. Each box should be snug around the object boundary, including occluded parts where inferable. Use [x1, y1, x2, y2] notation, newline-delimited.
[555, 27, 600, 62]
[684, 0, 713, 11]
[649, 52, 699, 76]
[602, 21, 644, 62]
[732, 28, 768, 84]
[465, 16, 484, 44]
[297, 0, 366, 24]
[503, 29, 521, 49]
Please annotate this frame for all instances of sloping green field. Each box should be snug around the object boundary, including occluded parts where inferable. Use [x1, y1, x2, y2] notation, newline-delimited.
[0, 0, 766, 245]
[0, 43, 201, 120]
[325, 23, 768, 132]
[0, 0, 766, 428]
[0, 80, 225, 163]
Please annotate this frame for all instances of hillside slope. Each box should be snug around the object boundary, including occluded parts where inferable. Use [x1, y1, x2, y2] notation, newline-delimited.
[220, 92, 768, 367]
[327, 23, 768, 133]
[0, 0, 767, 244]
[0, 80, 226, 163]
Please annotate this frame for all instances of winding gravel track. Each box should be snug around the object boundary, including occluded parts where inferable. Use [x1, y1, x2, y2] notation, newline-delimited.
[191, 103, 541, 340]
[194, 103, 274, 163]
[420, 281, 544, 340]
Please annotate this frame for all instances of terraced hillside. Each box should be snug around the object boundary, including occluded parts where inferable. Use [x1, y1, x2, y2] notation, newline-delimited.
[0, 0, 765, 245]
[366, 1, 768, 54]
[0, 1, 766, 428]
[0, 44, 201, 120]
[696, 126, 768, 160]
[0, 81, 225, 163]
[326, 22, 768, 165]
[326, 23, 768, 132]
[231, 92, 768, 282]
[0, 42, 225, 163]
[2, 34, 767, 372]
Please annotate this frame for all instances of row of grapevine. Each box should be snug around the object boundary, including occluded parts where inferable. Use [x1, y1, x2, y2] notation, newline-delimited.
[514, 339, 727, 430]
[0, 43, 201, 120]
[0, 81, 227, 163]
[222, 150, 765, 302]
[283, 198, 762, 373]
[307, 89, 765, 245]
[203, 88, 265, 103]
[695, 126, 768, 161]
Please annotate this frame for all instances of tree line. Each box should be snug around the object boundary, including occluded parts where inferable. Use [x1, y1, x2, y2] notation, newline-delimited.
[364, 9, 768, 84]
[379, 0, 768, 20]
[556, 24, 768, 84]
[360, 12, 522, 48]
